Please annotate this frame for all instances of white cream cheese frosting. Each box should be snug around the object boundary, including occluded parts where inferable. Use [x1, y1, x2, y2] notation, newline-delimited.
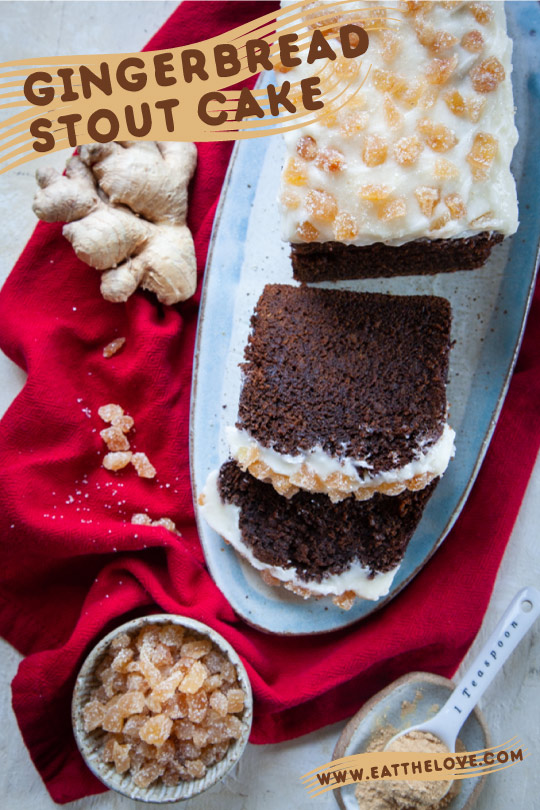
[279, 1, 519, 246]
[200, 469, 399, 601]
[226, 423, 456, 500]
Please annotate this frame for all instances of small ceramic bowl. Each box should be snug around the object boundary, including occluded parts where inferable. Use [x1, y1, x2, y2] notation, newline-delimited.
[333, 672, 490, 810]
[72, 614, 253, 803]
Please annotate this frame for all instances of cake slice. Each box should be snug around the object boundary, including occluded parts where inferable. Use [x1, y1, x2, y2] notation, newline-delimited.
[226, 284, 454, 502]
[279, 0, 518, 280]
[199, 461, 437, 606]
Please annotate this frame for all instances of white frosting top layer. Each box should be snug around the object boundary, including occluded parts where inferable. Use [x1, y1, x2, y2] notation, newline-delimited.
[280, 1, 518, 246]
[200, 469, 399, 600]
[226, 423, 455, 489]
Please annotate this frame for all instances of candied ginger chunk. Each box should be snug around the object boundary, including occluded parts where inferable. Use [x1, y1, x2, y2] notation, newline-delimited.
[146, 672, 185, 712]
[174, 719, 196, 740]
[466, 96, 486, 123]
[111, 647, 134, 673]
[226, 715, 245, 739]
[123, 713, 149, 740]
[333, 212, 359, 241]
[83, 699, 105, 732]
[113, 414, 134, 433]
[296, 135, 317, 161]
[378, 197, 407, 222]
[103, 337, 126, 359]
[339, 107, 368, 138]
[470, 56, 505, 93]
[280, 190, 301, 210]
[139, 713, 173, 746]
[306, 189, 338, 223]
[220, 659, 237, 683]
[380, 30, 401, 62]
[430, 30, 458, 53]
[383, 96, 402, 130]
[314, 147, 345, 172]
[100, 426, 129, 452]
[98, 404, 124, 423]
[193, 728, 210, 748]
[152, 517, 177, 533]
[131, 513, 152, 525]
[430, 210, 451, 231]
[226, 689, 245, 714]
[132, 452, 156, 479]
[467, 132, 498, 180]
[334, 56, 358, 78]
[163, 692, 189, 720]
[160, 624, 185, 648]
[444, 90, 466, 117]
[469, 2, 494, 24]
[433, 158, 459, 179]
[209, 690, 228, 717]
[103, 451, 132, 471]
[461, 29, 484, 52]
[283, 156, 308, 186]
[187, 691, 208, 724]
[185, 759, 207, 779]
[393, 135, 422, 167]
[182, 639, 213, 659]
[425, 55, 458, 85]
[415, 186, 440, 218]
[417, 118, 457, 152]
[133, 762, 163, 788]
[180, 661, 209, 694]
[296, 221, 319, 242]
[204, 649, 228, 674]
[445, 193, 467, 219]
[362, 134, 388, 167]
[112, 741, 131, 774]
[359, 184, 392, 201]
[371, 68, 407, 97]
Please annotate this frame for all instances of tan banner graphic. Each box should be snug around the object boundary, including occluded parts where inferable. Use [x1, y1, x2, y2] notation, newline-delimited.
[0, 2, 407, 174]
[302, 737, 528, 798]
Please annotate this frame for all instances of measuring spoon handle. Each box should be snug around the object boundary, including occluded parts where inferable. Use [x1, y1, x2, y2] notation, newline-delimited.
[439, 586, 540, 743]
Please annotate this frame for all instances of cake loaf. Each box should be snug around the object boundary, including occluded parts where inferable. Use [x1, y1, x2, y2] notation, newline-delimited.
[226, 284, 454, 503]
[279, 0, 518, 280]
[200, 461, 437, 606]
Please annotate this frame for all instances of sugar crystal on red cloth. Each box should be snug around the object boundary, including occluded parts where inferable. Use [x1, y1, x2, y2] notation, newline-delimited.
[0, 2, 540, 805]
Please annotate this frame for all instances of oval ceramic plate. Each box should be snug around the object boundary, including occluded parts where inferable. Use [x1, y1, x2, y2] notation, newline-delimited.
[190, 3, 540, 634]
[332, 672, 489, 810]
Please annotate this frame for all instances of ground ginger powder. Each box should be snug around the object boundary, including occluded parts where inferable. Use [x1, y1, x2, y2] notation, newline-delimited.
[355, 727, 457, 810]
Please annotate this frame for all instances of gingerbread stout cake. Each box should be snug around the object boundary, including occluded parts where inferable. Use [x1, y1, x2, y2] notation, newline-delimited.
[199, 461, 437, 606]
[279, 1, 519, 280]
[225, 284, 454, 503]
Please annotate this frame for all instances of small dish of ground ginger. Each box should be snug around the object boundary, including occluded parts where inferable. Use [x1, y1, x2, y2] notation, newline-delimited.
[72, 614, 252, 802]
[333, 672, 489, 810]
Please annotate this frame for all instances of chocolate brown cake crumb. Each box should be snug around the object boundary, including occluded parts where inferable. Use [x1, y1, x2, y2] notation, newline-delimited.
[237, 285, 451, 474]
[218, 461, 437, 581]
[291, 232, 503, 282]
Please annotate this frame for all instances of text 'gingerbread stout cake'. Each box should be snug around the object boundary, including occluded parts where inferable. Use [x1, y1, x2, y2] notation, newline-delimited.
[226, 284, 455, 503]
[200, 461, 437, 608]
[279, 0, 519, 280]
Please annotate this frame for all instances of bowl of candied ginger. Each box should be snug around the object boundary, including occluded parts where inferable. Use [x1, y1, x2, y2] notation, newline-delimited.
[72, 614, 253, 802]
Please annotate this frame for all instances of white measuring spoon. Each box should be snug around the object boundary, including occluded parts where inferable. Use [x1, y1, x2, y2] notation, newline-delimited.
[385, 585, 540, 760]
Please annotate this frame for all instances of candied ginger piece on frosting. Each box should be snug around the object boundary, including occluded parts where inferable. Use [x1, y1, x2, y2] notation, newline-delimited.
[470, 56, 505, 93]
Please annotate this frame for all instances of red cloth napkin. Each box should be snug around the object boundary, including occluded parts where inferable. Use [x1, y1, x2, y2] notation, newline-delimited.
[0, 2, 539, 804]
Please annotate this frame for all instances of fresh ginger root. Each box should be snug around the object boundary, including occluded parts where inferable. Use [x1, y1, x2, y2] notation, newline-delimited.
[33, 141, 198, 305]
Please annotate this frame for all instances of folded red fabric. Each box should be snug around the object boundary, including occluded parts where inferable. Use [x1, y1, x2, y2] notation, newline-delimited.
[1, 2, 539, 804]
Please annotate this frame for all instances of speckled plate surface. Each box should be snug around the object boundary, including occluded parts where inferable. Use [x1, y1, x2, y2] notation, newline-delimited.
[190, 3, 540, 635]
[332, 672, 489, 810]
[72, 614, 253, 803]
